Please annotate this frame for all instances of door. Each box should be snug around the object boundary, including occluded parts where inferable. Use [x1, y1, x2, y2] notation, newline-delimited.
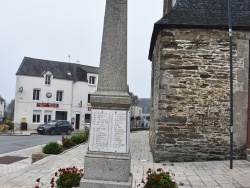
[75, 114, 80, 130]
[61, 121, 69, 133]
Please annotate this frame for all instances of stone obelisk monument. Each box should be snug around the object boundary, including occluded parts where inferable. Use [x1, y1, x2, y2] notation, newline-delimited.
[80, 0, 132, 187]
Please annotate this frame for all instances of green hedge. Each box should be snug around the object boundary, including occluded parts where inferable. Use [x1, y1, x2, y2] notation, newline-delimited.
[70, 134, 86, 144]
[42, 141, 62, 154]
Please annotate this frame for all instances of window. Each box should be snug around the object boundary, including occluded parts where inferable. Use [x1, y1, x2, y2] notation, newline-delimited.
[44, 115, 51, 123]
[56, 111, 67, 120]
[88, 94, 91, 103]
[45, 75, 51, 85]
[57, 121, 63, 126]
[33, 89, 40, 100]
[44, 110, 52, 123]
[33, 110, 41, 123]
[89, 76, 96, 85]
[56, 91, 63, 101]
[85, 114, 91, 123]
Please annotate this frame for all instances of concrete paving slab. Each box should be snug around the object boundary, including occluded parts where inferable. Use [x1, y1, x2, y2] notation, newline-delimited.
[0, 130, 249, 188]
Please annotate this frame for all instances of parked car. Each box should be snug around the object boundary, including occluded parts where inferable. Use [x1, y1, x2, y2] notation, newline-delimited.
[37, 120, 74, 135]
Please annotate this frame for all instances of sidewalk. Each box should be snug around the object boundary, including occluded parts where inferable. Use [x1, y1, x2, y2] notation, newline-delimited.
[0, 130, 249, 187]
[0, 130, 36, 136]
[0, 129, 86, 136]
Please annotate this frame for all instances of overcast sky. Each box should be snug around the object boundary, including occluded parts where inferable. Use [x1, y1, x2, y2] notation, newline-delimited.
[0, 0, 163, 104]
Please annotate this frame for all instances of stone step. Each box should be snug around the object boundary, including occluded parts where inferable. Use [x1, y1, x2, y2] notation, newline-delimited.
[247, 155, 250, 162]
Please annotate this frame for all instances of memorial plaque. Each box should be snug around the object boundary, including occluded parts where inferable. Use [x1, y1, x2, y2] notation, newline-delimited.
[89, 109, 128, 153]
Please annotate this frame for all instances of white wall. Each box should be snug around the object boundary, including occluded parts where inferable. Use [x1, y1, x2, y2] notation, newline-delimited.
[130, 105, 142, 117]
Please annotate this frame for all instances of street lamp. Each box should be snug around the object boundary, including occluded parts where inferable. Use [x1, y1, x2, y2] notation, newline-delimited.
[228, 0, 233, 187]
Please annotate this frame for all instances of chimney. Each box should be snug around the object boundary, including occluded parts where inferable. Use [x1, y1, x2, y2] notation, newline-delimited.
[163, 0, 177, 16]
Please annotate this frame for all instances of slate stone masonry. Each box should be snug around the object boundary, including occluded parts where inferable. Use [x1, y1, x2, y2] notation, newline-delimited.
[150, 28, 250, 162]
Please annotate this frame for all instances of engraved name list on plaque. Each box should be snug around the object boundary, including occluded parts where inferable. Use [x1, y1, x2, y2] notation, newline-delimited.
[89, 109, 129, 153]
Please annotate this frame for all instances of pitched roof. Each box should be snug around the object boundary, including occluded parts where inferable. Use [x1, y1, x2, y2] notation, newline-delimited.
[149, 0, 250, 60]
[0, 95, 5, 103]
[16, 57, 99, 82]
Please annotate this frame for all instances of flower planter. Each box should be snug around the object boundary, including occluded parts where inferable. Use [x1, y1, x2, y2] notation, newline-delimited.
[31, 153, 50, 163]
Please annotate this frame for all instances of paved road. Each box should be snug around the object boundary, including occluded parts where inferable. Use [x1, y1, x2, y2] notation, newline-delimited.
[0, 134, 63, 154]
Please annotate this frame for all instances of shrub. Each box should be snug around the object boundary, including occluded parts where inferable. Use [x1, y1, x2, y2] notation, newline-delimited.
[4, 119, 13, 126]
[54, 166, 83, 188]
[62, 136, 76, 149]
[70, 134, 86, 144]
[138, 168, 182, 188]
[42, 142, 62, 154]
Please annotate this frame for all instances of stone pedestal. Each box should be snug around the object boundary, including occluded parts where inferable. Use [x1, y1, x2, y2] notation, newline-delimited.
[81, 152, 132, 188]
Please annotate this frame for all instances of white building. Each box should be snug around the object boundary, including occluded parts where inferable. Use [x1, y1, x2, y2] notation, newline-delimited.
[129, 92, 142, 128]
[14, 57, 99, 130]
[0, 96, 5, 117]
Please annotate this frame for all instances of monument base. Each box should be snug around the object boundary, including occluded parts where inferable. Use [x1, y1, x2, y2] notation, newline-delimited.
[80, 151, 132, 188]
[83, 151, 131, 181]
[80, 175, 133, 188]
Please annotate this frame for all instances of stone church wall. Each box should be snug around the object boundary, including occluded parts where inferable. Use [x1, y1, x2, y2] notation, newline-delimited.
[150, 28, 250, 162]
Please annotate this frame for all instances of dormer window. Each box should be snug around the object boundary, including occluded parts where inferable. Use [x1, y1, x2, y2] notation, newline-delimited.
[45, 75, 51, 85]
[89, 76, 96, 85]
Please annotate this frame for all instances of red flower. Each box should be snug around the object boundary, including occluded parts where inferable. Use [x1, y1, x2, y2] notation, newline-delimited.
[50, 177, 54, 184]
[157, 168, 162, 172]
[146, 168, 152, 174]
[172, 181, 176, 185]
[55, 172, 58, 176]
[36, 178, 40, 183]
[141, 179, 145, 183]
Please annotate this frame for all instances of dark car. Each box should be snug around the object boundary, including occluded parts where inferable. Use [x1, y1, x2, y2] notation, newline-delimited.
[37, 120, 74, 135]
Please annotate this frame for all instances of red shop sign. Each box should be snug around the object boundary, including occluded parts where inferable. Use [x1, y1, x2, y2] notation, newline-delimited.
[37, 103, 59, 108]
